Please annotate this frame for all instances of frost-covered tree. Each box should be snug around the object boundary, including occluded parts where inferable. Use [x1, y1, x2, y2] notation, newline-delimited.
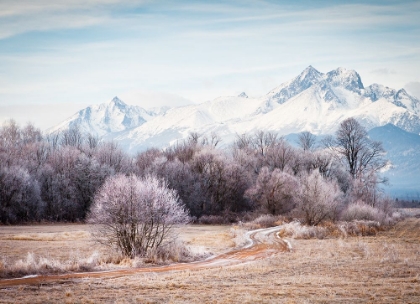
[322, 118, 390, 210]
[95, 141, 132, 174]
[60, 125, 84, 148]
[88, 174, 189, 258]
[191, 148, 251, 215]
[135, 148, 163, 176]
[298, 131, 316, 151]
[296, 171, 342, 225]
[245, 167, 299, 215]
[157, 159, 203, 217]
[264, 138, 295, 171]
[0, 166, 42, 223]
[326, 118, 387, 179]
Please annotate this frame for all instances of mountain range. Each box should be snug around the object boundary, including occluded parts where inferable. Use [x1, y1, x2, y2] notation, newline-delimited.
[48, 66, 420, 197]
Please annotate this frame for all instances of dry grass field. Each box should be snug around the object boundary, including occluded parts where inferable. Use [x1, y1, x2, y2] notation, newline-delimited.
[1, 216, 419, 303]
[0, 224, 236, 278]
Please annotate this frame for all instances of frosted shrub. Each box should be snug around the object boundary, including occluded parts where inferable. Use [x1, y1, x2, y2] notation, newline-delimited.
[244, 214, 284, 229]
[88, 174, 189, 258]
[0, 252, 100, 278]
[145, 239, 210, 264]
[341, 202, 389, 225]
[296, 171, 343, 225]
[278, 221, 327, 239]
[230, 226, 249, 247]
[337, 220, 380, 236]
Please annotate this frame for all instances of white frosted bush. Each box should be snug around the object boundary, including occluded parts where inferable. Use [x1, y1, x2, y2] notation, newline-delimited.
[244, 214, 284, 229]
[341, 202, 389, 224]
[278, 221, 327, 239]
[88, 174, 190, 258]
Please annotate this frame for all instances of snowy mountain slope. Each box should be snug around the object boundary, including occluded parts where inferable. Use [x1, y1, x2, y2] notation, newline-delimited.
[47, 96, 157, 137]
[112, 93, 275, 152]
[368, 124, 420, 196]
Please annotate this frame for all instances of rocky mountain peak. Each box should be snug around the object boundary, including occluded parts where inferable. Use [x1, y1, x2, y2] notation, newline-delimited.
[296, 65, 323, 86]
[268, 65, 323, 104]
[326, 67, 364, 92]
[299, 65, 322, 79]
[109, 96, 127, 108]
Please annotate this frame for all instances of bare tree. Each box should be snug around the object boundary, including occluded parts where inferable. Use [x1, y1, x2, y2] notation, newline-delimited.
[187, 132, 200, 145]
[264, 138, 295, 171]
[45, 133, 60, 151]
[326, 118, 387, 179]
[164, 141, 197, 164]
[88, 174, 189, 258]
[60, 125, 84, 148]
[201, 132, 221, 147]
[298, 131, 316, 151]
[233, 133, 253, 151]
[252, 131, 279, 156]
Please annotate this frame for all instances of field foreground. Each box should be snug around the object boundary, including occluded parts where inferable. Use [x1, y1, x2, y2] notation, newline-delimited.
[1, 218, 420, 303]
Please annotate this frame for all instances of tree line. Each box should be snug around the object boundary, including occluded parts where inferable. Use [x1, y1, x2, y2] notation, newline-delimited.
[0, 118, 392, 225]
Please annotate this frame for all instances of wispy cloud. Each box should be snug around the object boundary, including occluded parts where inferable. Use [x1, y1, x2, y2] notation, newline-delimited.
[0, 0, 146, 39]
[0, 0, 137, 17]
[371, 68, 397, 75]
[0, 0, 419, 128]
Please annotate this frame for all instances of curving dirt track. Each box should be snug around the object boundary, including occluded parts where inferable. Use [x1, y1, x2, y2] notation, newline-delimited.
[0, 226, 289, 288]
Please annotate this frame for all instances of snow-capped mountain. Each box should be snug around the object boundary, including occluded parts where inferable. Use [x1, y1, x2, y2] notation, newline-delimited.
[47, 96, 158, 137]
[50, 67, 420, 151]
[108, 66, 419, 152]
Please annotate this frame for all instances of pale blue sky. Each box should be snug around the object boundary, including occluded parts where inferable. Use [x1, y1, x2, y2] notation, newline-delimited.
[1, 0, 419, 130]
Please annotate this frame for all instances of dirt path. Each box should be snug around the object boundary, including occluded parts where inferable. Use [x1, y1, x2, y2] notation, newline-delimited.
[0, 226, 289, 287]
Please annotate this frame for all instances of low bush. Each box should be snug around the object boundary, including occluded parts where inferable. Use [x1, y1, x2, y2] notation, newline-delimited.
[340, 220, 382, 236]
[277, 220, 385, 239]
[0, 252, 99, 278]
[243, 214, 285, 229]
[230, 226, 249, 248]
[277, 221, 327, 239]
[198, 215, 228, 225]
[341, 202, 391, 225]
[144, 239, 211, 264]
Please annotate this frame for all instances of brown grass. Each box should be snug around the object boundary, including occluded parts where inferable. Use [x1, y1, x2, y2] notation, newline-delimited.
[1, 218, 420, 303]
[0, 224, 234, 278]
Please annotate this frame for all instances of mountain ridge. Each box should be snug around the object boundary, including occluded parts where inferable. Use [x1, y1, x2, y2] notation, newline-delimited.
[47, 96, 158, 137]
[49, 66, 420, 150]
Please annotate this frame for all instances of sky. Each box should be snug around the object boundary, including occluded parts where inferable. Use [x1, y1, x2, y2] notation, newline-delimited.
[0, 0, 419, 130]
